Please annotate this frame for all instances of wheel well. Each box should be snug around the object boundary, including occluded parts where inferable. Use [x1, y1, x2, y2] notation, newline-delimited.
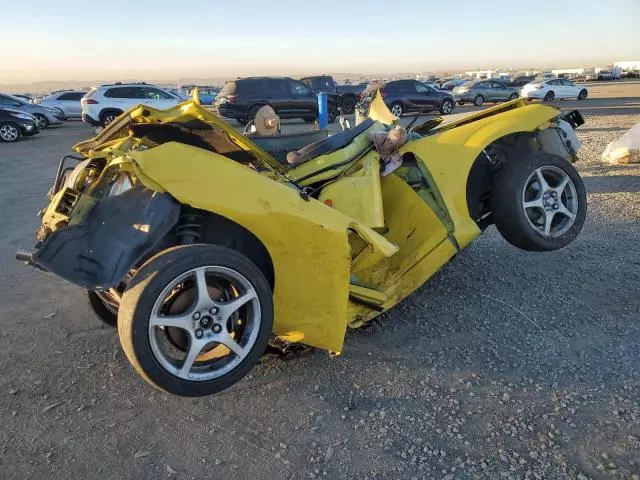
[181, 209, 275, 290]
[99, 108, 123, 120]
[466, 132, 536, 228]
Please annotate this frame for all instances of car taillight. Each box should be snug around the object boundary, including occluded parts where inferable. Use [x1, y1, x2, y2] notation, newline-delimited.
[222, 94, 236, 104]
[83, 99, 99, 104]
[380, 91, 387, 98]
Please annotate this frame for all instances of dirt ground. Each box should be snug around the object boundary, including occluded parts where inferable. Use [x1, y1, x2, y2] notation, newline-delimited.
[1, 81, 639, 480]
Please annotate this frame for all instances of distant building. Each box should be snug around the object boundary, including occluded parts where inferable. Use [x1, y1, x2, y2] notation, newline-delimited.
[614, 60, 640, 71]
[551, 68, 585, 78]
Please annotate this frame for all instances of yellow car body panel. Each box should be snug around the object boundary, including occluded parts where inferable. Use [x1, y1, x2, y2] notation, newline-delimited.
[317, 153, 385, 228]
[128, 142, 358, 353]
[402, 102, 562, 248]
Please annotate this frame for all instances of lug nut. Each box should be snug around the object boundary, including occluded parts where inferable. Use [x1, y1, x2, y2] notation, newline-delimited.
[553, 204, 559, 210]
[551, 191, 557, 198]
[192, 311, 201, 320]
[209, 306, 219, 315]
[200, 316, 212, 328]
[212, 324, 222, 334]
[195, 328, 204, 339]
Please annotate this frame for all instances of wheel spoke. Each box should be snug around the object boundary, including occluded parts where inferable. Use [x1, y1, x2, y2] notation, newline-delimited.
[554, 176, 569, 196]
[219, 290, 257, 322]
[542, 210, 555, 236]
[558, 204, 576, 220]
[217, 332, 247, 359]
[534, 168, 550, 191]
[149, 312, 192, 330]
[194, 267, 212, 307]
[524, 198, 544, 209]
[178, 339, 204, 378]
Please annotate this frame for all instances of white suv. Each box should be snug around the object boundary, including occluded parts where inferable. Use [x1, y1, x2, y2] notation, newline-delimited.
[81, 83, 182, 127]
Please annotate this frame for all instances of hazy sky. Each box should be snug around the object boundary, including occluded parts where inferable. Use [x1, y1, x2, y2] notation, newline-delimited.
[2, 0, 639, 84]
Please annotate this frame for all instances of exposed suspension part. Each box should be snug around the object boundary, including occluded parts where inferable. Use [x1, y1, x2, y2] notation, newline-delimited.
[176, 209, 204, 244]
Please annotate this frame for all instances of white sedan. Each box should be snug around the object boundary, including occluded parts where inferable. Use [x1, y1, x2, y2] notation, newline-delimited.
[520, 79, 588, 101]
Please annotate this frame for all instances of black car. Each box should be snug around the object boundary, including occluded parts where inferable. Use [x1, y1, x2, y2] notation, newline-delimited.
[508, 76, 536, 87]
[375, 80, 456, 117]
[215, 77, 340, 125]
[0, 108, 39, 142]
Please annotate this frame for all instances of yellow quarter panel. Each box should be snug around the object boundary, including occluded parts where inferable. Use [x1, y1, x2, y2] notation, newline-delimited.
[403, 103, 561, 249]
[129, 142, 356, 353]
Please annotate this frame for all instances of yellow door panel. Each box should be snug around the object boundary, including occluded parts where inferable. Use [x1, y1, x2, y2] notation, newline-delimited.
[318, 154, 385, 228]
[130, 142, 356, 353]
[352, 173, 451, 290]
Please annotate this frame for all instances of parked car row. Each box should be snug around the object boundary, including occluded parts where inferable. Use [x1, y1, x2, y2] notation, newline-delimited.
[4, 73, 592, 138]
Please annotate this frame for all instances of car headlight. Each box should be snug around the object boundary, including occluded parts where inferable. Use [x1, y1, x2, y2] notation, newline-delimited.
[108, 173, 133, 196]
[11, 112, 35, 121]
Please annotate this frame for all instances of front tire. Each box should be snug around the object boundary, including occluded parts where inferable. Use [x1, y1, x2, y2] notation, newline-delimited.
[543, 91, 555, 102]
[33, 113, 49, 130]
[491, 153, 586, 252]
[117, 245, 273, 397]
[473, 95, 485, 106]
[342, 96, 356, 114]
[578, 89, 588, 100]
[508, 93, 519, 101]
[0, 122, 21, 142]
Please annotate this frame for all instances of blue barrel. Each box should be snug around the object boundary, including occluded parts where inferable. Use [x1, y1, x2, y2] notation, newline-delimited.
[317, 92, 328, 129]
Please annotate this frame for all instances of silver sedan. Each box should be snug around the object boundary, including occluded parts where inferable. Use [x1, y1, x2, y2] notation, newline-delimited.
[37, 91, 86, 120]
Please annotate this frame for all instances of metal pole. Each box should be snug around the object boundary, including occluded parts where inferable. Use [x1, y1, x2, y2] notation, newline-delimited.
[317, 92, 328, 129]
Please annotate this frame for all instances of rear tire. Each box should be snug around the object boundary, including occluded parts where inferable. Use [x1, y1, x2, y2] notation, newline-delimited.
[439, 99, 454, 115]
[508, 93, 519, 101]
[390, 102, 403, 117]
[99, 110, 122, 128]
[578, 89, 588, 100]
[491, 153, 586, 252]
[473, 95, 485, 106]
[117, 244, 273, 397]
[342, 96, 356, 114]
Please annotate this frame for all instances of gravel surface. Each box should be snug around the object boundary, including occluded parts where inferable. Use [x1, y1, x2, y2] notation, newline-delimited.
[0, 81, 638, 480]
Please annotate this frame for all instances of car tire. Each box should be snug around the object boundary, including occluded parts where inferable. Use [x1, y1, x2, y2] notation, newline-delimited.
[473, 95, 485, 106]
[87, 290, 118, 327]
[457, 101, 465, 106]
[327, 103, 337, 123]
[247, 105, 261, 122]
[508, 93, 519, 101]
[439, 98, 454, 115]
[0, 122, 21, 142]
[236, 117, 248, 126]
[491, 153, 586, 252]
[543, 91, 555, 102]
[33, 113, 49, 130]
[390, 102, 403, 117]
[578, 89, 588, 100]
[117, 244, 273, 397]
[99, 110, 122, 128]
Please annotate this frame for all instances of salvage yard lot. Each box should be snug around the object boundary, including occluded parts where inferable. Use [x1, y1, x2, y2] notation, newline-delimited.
[1, 82, 639, 480]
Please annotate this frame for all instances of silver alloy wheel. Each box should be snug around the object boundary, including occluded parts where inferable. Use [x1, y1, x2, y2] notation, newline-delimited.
[148, 266, 261, 381]
[34, 114, 48, 129]
[391, 104, 403, 117]
[522, 166, 578, 237]
[0, 124, 19, 141]
[442, 100, 452, 114]
[103, 114, 116, 125]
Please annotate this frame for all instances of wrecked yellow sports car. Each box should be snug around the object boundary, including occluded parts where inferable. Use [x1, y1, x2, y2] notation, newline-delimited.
[17, 93, 587, 396]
